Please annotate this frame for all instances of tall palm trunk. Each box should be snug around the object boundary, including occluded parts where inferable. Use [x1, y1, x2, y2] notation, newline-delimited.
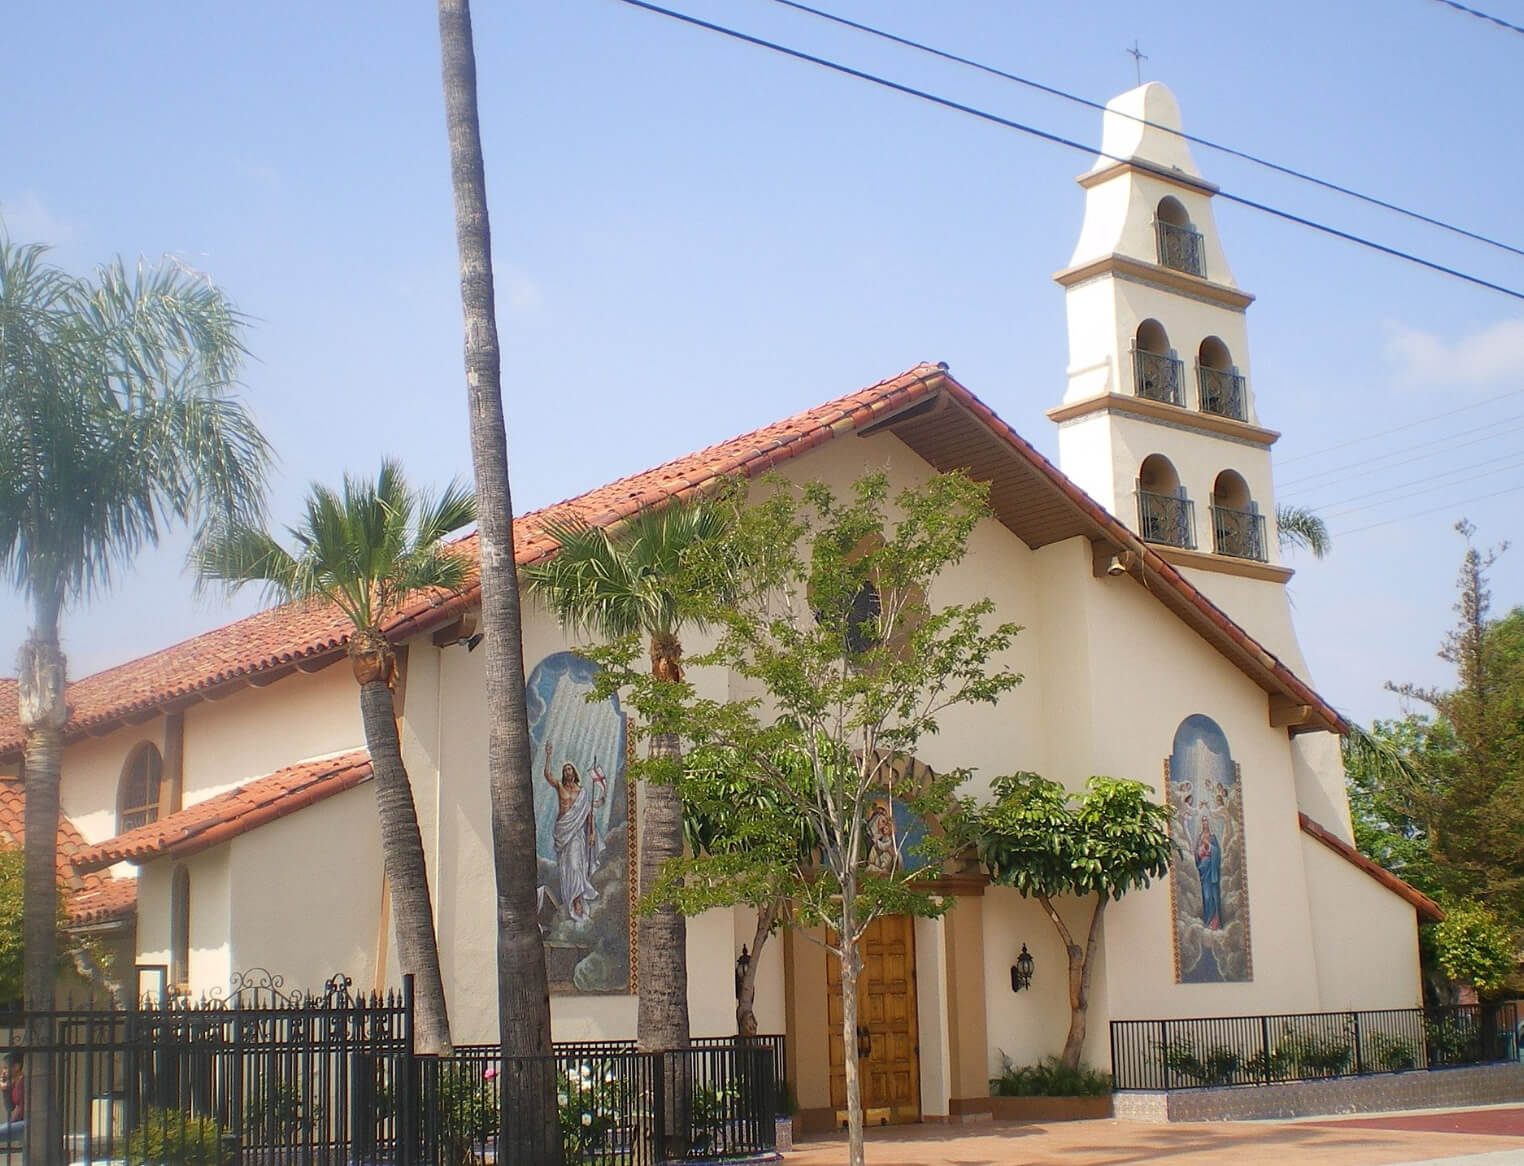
[19, 588, 65, 1164]
[437, 1, 559, 1159]
[353, 644, 452, 1055]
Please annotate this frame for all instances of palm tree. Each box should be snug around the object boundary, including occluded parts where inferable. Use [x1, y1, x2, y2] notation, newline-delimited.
[0, 240, 269, 1160]
[436, 0, 559, 1157]
[526, 499, 735, 1056]
[1276, 504, 1331, 558]
[196, 460, 471, 1055]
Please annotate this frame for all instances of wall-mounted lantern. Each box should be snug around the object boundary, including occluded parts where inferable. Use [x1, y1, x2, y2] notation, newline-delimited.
[735, 945, 751, 999]
[1010, 944, 1035, 992]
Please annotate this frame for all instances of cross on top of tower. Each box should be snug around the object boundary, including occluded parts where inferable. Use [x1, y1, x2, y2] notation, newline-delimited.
[1127, 41, 1148, 86]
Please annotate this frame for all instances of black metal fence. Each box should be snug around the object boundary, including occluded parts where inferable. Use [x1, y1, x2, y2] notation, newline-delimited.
[1111, 1003, 1519, 1091]
[0, 973, 781, 1164]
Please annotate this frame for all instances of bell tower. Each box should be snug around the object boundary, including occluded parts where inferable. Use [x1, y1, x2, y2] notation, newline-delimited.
[1049, 82, 1294, 602]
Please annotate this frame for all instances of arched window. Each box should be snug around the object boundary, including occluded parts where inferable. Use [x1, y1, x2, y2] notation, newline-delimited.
[1155, 197, 1205, 276]
[1196, 337, 1246, 421]
[1132, 320, 1183, 407]
[118, 744, 163, 834]
[170, 865, 191, 990]
[1136, 455, 1195, 549]
[1210, 470, 1266, 562]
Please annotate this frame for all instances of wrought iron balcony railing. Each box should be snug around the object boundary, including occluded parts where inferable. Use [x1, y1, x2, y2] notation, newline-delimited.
[1212, 505, 1268, 562]
[1133, 347, 1184, 406]
[1155, 219, 1206, 277]
[1197, 365, 1247, 421]
[1137, 490, 1196, 550]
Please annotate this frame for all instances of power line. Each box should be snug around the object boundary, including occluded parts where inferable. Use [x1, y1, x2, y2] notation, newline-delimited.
[763, 0, 1524, 260]
[606, 0, 1524, 303]
[1428, 0, 1524, 36]
[1334, 480, 1524, 536]
[1280, 415, 1524, 489]
[1278, 386, 1524, 465]
[1314, 452, 1524, 519]
[1300, 449, 1524, 514]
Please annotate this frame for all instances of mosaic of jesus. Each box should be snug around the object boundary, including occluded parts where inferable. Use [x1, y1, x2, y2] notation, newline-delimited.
[527, 651, 631, 995]
[1167, 713, 1252, 983]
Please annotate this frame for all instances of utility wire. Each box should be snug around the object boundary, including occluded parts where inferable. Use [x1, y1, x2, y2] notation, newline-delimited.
[1428, 0, 1524, 36]
[1280, 414, 1524, 488]
[1278, 386, 1524, 465]
[1314, 452, 1524, 518]
[764, 0, 1524, 260]
[607, 0, 1524, 302]
[1335, 480, 1524, 536]
[1301, 449, 1524, 513]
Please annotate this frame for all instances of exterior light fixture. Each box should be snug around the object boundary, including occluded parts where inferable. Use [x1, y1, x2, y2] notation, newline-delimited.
[735, 945, 751, 999]
[1011, 944, 1034, 992]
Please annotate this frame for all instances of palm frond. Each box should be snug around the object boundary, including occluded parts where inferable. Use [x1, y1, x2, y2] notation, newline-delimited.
[1276, 504, 1331, 559]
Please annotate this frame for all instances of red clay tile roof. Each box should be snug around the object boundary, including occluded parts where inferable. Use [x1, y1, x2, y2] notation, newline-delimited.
[0, 682, 14, 730]
[67, 877, 137, 927]
[0, 779, 108, 897]
[75, 749, 372, 871]
[1299, 812, 1443, 924]
[0, 363, 1346, 757]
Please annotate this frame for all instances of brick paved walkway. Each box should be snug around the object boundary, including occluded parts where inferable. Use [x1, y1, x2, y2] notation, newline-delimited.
[784, 1107, 1524, 1164]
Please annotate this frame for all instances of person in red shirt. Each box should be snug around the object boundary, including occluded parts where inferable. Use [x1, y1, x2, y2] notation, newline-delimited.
[0, 1051, 22, 1141]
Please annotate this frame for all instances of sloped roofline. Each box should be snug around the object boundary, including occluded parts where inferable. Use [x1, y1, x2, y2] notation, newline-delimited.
[1, 362, 1345, 758]
[1299, 813, 1443, 923]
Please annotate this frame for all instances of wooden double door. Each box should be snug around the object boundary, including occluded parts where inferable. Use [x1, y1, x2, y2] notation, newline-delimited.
[826, 914, 920, 1126]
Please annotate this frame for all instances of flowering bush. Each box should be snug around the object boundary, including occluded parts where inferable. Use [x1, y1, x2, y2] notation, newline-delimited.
[557, 1058, 630, 1162]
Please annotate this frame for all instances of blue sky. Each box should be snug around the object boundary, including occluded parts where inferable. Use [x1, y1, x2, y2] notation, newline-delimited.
[4, 0, 1521, 728]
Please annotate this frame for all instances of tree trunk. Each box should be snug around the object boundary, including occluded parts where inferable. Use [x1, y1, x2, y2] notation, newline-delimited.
[1035, 891, 1099, 1071]
[19, 589, 66, 1165]
[736, 898, 778, 1038]
[436, 1, 559, 1160]
[838, 892, 866, 1166]
[355, 663, 453, 1055]
[638, 725, 691, 1053]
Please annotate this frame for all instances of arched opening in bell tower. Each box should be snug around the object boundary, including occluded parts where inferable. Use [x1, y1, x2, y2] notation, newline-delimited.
[1136, 454, 1195, 549]
[1154, 196, 1205, 277]
[1196, 337, 1246, 421]
[1210, 470, 1267, 562]
[1132, 319, 1183, 407]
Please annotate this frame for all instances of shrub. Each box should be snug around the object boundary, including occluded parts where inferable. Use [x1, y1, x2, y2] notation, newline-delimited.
[1366, 1032, 1418, 1073]
[558, 1058, 630, 1164]
[1158, 1040, 1241, 1086]
[990, 1053, 1111, 1097]
[125, 1108, 228, 1166]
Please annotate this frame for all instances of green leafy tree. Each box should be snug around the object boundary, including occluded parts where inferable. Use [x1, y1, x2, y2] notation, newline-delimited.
[595, 470, 1022, 1166]
[662, 735, 818, 1037]
[1432, 900, 1515, 998]
[0, 240, 269, 1160]
[1343, 716, 1453, 903]
[436, 0, 560, 1156]
[971, 773, 1172, 1069]
[1376, 523, 1524, 926]
[524, 497, 735, 1057]
[197, 460, 469, 1055]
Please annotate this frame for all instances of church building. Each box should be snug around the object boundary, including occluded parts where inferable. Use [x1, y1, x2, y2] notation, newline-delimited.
[2, 83, 1436, 1130]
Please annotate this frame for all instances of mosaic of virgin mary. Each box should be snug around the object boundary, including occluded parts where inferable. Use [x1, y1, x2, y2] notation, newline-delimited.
[527, 651, 631, 995]
[1167, 714, 1253, 983]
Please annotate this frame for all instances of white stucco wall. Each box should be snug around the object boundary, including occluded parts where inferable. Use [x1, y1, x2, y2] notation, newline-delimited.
[136, 848, 232, 996]
[58, 726, 164, 845]
[227, 782, 384, 995]
[181, 663, 362, 803]
[1301, 836, 1422, 1011]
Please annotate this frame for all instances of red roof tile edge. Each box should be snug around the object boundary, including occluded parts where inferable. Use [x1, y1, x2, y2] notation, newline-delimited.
[1298, 812, 1443, 923]
[66, 878, 137, 927]
[76, 749, 372, 872]
[1, 362, 1346, 754]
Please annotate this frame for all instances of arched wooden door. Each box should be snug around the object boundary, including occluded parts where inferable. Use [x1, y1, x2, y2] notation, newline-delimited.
[826, 914, 920, 1126]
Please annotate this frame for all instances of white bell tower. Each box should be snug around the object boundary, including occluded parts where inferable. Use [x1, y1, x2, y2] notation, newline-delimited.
[1049, 83, 1301, 644]
[1049, 82, 1355, 837]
